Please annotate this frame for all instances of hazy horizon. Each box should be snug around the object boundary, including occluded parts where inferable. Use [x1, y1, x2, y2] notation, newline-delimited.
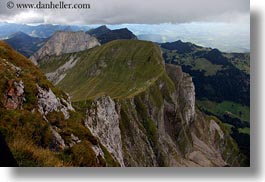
[0, 0, 249, 52]
[0, 21, 250, 53]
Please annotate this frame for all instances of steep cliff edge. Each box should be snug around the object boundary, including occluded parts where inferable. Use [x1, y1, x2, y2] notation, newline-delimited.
[83, 65, 243, 166]
[29, 31, 100, 65]
[39, 40, 246, 166]
[0, 41, 118, 167]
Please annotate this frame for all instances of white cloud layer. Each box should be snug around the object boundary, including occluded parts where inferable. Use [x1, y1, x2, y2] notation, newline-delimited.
[0, 0, 249, 24]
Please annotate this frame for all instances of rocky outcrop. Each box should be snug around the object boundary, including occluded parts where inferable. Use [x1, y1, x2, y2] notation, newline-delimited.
[37, 85, 74, 119]
[0, 41, 120, 167]
[45, 55, 79, 85]
[165, 64, 196, 125]
[85, 96, 125, 167]
[83, 64, 240, 167]
[50, 127, 66, 151]
[1, 59, 25, 110]
[30, 31, 100, 65]
[31, 39, 244, 167]
[4, 80, 25, 110]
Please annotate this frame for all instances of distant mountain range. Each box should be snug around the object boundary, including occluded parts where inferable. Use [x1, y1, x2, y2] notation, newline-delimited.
[160, 40, 250, 105]
[87, 25, 137, 44]
[4, 31, 47, 57]
[3, 25, 137, 58]
[1, 39, 248, 166]
[0, 22, 90, 39]
[0, 26, 250, 166]
[29, 31, 100, 65]
[0, 22, 249, 53]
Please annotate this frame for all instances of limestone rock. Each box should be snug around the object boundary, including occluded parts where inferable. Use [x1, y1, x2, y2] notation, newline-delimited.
[30, 31, 100, 65]
[50, 127, 66, 151]
[45, 55, 79, 85]
[81, 64, 239, 167]
[68, 133, 81, 148]
[85, 96, 125, 167]
[4, 80, 25, 110]
[37, 85, 74, 119]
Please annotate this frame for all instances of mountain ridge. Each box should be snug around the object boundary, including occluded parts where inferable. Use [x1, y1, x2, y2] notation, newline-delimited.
[29, 31, 100, 65]
[37, 39, 247, 166]
[4, 32, 47, 58]
[0, 41, 119, 167]
[87, 26, 137, 44]
[161, 39, 250, 163]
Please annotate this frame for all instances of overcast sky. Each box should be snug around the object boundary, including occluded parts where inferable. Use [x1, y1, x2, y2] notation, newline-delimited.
[0, 0, 249, 25]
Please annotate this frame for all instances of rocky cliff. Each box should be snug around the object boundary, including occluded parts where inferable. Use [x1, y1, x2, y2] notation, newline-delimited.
[161, 40, 250, 164]
[29, 31, 100, 65]
[0, 41, 118, 167]
[38, 40, 246, 166]
[81, 65, 242, 166]
[0, 39, 246, 167]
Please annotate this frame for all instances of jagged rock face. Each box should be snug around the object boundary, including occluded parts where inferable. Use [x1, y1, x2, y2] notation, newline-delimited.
[165, 64, 196, 127]
[85, 96, 125, 167]
[37, 85, 74, 119]
[45, 55, 79, 85]
[4, 80, 25, 110]
[50, 127, 66, 151]
[30, 31, 100, 65]
[83, 65, 237, 167]
[1, 59, 25, 110]
[92, 145, 105, 160]
[1, 41, 121, 167]
[34, 40, 244, 167]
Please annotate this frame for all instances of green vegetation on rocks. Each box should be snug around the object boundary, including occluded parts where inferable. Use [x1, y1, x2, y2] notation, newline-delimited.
[40, 40, 165, 101]
[0, 41, 117, 167]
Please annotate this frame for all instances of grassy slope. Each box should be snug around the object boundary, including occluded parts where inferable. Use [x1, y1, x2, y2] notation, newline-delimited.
[41, 40, 165, 101]
[0, 41, 63, 166]
[162, 43, 250, 164]
[39, 39, 245, 166]
[223, 53, 250, 75]
[197, 100, 250, 122]
[162, 44, 250, 124]
[0, 41, 117, 167]
[162, 48, 224, 76]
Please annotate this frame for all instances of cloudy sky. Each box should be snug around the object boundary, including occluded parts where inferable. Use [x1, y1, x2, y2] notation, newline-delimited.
[0, 0, 250, 52]
[0, 0, 249, 24]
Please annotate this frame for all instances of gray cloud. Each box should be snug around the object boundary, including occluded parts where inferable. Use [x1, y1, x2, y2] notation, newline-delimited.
[0, 0, 249, 24]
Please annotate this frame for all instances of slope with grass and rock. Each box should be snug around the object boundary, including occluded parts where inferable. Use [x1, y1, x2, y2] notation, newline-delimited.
[160, 40, 250, 163]
[4, 31, 47, 58]
[0, 41, 119, 167]
[37, 39, 247, 166]
[29, 31, 100, 65]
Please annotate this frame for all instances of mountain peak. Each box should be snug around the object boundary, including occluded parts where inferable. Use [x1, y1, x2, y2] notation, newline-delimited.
[29, 31, 100, 65]
[97, 28, 137, 44]
[8, 31, 30, 39]
[97, 25, 109, 30]
[160, 40, 197, 53]
[86, 25, 111, 37]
